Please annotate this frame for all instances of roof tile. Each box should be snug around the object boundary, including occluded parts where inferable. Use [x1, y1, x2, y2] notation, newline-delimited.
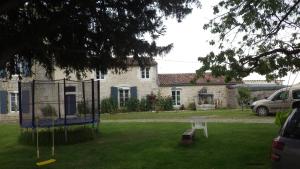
[158, 73, 240, 86]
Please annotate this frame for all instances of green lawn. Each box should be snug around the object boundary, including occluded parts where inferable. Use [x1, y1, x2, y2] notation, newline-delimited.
[101, 109, 274, 120]
[0, 122, 278, 169]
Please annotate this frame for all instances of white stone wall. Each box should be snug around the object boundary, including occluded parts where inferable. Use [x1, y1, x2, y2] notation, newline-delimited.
[96, 65, 159, 100]
[159, 85, 229, 108]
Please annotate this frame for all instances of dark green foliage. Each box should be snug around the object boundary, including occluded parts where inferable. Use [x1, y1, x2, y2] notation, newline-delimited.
[40, 104, 57, 117]
[275, 110, 291, 127]
[0, 0, 199, 78]
[188, 102, 196, 111]
[139, 98, 152, 112]
[155, 96, 173, 111]
[237, 87, 251, 111]
[198, 0, 300, 82]
[125, 98, 140, 112]
[77, 101, 91, 116]
[147, 93, 157, 111]
[101, 98, 118, 114]
[252, 97, 258, 102]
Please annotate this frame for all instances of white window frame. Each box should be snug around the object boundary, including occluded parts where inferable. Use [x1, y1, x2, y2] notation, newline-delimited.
[118, 87, 130, 107]
[172, 90, 181, 106]
[95, 70, 107, 80]
[140, 67, 150, 79]
[9, 91, 19, 113]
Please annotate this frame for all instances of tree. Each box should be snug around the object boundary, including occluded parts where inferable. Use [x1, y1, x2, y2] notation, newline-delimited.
[237, 87, 250, 111]
[198, 0, 300, 82]
[0, 0, 199, 78]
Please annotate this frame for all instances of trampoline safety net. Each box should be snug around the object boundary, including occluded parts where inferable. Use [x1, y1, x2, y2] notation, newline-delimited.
[19, 79, 100, 128]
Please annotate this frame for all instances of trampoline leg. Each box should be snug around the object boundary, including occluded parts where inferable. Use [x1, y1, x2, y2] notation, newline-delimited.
[64, 127, 68, 142]
[32, 128, 35, 142]
[96, 121, 100, 133]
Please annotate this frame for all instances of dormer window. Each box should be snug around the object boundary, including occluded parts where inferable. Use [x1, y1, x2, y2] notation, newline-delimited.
[141, 67, 150, 79]
[96, 70, 107, 80]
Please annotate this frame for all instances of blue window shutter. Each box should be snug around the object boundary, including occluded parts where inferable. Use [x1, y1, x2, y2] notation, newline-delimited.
[130, 87, 137, 99]
[111, 87, 118, 103]
[0, 70, 6, 78]
[0, 91, 8, 114]
[21, 90, 30, 113]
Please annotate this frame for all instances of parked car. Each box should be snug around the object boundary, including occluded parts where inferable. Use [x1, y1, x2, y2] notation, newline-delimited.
[251, 86, 300, 116]
[271, 101, 300, 169]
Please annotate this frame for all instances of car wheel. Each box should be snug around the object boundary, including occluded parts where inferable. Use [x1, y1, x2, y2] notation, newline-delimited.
[256, 107, 269, 116]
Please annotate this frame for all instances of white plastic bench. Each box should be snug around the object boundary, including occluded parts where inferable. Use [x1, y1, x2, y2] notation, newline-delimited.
[191, 116, 208, 138]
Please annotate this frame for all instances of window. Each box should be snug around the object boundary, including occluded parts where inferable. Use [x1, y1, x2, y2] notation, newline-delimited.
[119, 89, 130, 107]
[96, 70, 107, 80]
[141, 67, 150, 79]
[10, 92, 19, 112]
[283, 109, 300, 139]
[1, 61, 30, 78]
[172, 90, 181, 106]
[273, 91, 288, 101]
[293, 90, 300, 99]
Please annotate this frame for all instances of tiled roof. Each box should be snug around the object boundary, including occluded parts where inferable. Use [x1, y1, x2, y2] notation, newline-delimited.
[158, 73, 240, 86]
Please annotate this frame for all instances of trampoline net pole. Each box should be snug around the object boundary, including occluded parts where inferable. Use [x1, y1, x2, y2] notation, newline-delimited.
[82, 81, 86, 119]
[58, 82, 61, 119]
[91, 79, 95, 126]
[32, 80, 35, 128]
[97, 80, 100, 131]
[63, 79, 67, 142]
[18, 81, 22, 126]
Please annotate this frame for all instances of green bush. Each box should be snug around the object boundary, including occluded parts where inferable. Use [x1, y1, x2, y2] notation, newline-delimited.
[125, 98, 140, 112]
[101, 98, 118, 114]
[77, 101, 91, 115]
[40, 104, 57, 117]
[238, 87, 251, 111]
[139, 98, 152, 111]
[179, 104, 185, 110]
[146, 93, 156, 111]
[155, 96, 173, 111]
[187, 102, 196, 111]
[275, 110, 291, 127]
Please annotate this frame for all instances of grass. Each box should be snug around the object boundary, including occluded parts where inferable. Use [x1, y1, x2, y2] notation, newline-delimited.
[101, 108, 274, 120]
[0, 122, 278, 169]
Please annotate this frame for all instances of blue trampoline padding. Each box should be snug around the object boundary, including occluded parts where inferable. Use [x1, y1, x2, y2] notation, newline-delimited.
[21, 114, 100, 128]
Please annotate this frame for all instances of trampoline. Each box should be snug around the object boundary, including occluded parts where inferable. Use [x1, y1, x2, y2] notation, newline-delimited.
[18, 79, 100, 129]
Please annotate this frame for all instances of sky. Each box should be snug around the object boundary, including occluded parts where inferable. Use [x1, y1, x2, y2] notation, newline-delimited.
[155, 1, 300, 86]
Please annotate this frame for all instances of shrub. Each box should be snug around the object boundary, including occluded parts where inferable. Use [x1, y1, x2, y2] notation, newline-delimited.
[179, 104, 185, 110]
[77, 101, 91, 116]
[188, 102, 196, 110]
[125, 98, 140, 112]
[155, 96, 173, 111]
[40, 104, 57, 117]
[275, 110, 291, 127]
[146, 93, 157, 111]
[139, 98, 151, 111]
[101, 98, 118, 114]
[238, 87, 251, 111]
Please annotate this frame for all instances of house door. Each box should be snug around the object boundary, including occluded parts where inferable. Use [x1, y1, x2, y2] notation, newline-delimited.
[66, 94, 76, 115]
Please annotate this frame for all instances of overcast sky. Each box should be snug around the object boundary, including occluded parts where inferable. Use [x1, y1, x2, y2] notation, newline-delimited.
[155, 1, 300, 85]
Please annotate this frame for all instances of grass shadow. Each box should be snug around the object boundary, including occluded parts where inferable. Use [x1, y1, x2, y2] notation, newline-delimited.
[18, 126, 98, 146]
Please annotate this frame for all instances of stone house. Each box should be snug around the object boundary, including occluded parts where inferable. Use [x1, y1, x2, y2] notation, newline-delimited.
[0, 58, 242, 115]
[158, 73, 240, 109]
[90, 60, 159, 107]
